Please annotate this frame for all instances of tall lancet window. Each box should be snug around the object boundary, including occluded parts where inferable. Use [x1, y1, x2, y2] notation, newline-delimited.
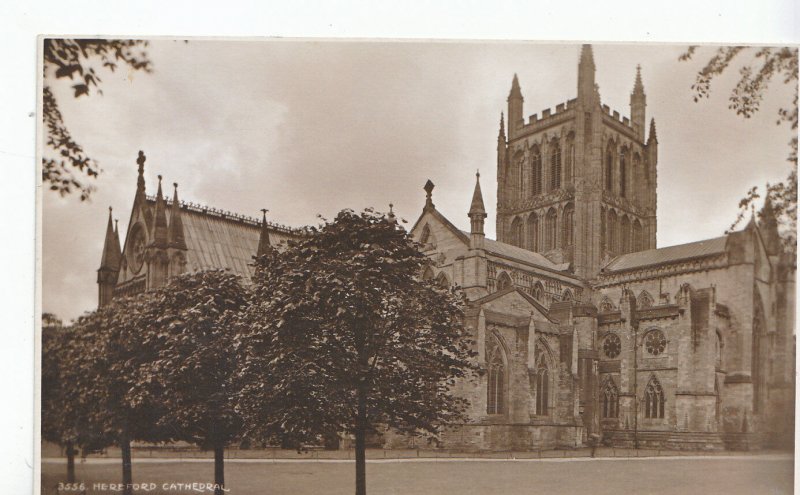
[550, 140, 562, 190]
[565, 134, 575, 183]
[534, 350, 550, 416]
[545, 208, 558, 251]
[562, 203, 575, 247]
[532, 148, 543, 196]
[487, 337, 506, 415]
[619, 148, 628, 198]
[527, 213, 539, 251]
[605, 144, 615, 192]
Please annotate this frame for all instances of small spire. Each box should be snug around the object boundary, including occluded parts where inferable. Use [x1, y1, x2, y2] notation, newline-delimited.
[387, 203, 397, 224]
[509, 74, 522, 99]
[647, 118, 658, 144]
[469, 170, 486, 217]
[256, 208, 272, 257]
[168, 182, 187, 250]
[633, 64, 645, 95]
[134, 150, 147, 207]
[424, 180, 435, 209]
[99, 206, 122, 271]
[151, 175, 169, 247]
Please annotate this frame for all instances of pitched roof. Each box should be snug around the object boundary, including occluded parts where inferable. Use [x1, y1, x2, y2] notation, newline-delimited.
[602, 235, 729, 273]
[149, 197, 303, 281]
[463, 232, 570, 272]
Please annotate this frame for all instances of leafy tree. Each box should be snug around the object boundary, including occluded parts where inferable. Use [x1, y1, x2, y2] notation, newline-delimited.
[131, 270, 249, 495]
[236, 209, 477, 495]
[60, 295, 170, 495]
[42, 39, 151, 200]
[41, 314, 79, 483]
[680, 46, 798, 251]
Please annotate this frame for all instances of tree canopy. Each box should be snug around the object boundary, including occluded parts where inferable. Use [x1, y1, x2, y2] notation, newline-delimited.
[680, 46, 798, 250]
[236, 208, 477, 495]
[42, 39, 151, 200]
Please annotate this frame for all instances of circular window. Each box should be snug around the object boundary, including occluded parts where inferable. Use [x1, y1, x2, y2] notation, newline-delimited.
[128, 223, 146, 274]
[644, 330, 667, 356]
[603, 333, 621, 358]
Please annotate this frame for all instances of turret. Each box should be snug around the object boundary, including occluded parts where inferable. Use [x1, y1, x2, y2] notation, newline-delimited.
[577, 44, 596, 104]
[256, 208, 272, 257]
[468, 171, 487, 250]
[507, 74, 524, 137]
[630, 65, 646, 140]
[646, 118, 658, 170]
[146, 175, 170, 289]
[97, 206, 121, 307]
[150, 175, 169, 248]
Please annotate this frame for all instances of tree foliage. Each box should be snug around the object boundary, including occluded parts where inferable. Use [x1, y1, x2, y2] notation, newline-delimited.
[42, 39, 151, 200]
[680, 46, 798, 250]
[236, 208, 477, 495]
[130, 270, 249, 495]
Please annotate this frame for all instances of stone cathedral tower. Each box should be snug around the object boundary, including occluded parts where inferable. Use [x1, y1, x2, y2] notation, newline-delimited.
[496, 44, 658, 279]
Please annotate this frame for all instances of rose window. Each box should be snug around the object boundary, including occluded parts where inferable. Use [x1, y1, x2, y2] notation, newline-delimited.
[603, 333, 621, 359]
[644, 330, 667, 356]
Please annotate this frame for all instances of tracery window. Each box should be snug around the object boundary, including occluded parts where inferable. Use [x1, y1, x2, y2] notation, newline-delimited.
[644, 329, 667, 356]
[565, 135, 575, 183]
[436, 272, 450, 289]
[486, 337, 506, 415]
[496, 272, 513, 291]
[603, 333, 621, 359]
[532, 148, 543, 196]
[601, 379, 619, 418]
[598, 297, 615, 313]
[533, 282, 544, 302]
[562, 203, 575, 247]
[637, 290, 653, 308]
[600, 207, 607, 251]
[644, 376, 665, 419]
[534, 351, 550, 416]
[550, 140, 562, 191]
[527, 213, 539, 251]
[545, 208, 557, 251]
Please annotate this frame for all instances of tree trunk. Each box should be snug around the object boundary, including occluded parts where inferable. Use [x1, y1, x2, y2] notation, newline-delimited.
[65, 441, 75, 483]
[355, 383, 367, 495]
[214, 444, 225, 495]
[120, 430, 133, 495]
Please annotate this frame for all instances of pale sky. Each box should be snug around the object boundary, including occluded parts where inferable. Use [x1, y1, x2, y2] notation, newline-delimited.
[41, 40, 796, 322]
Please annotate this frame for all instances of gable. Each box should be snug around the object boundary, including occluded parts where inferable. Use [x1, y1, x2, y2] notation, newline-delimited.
[474, 287, 558, 325]
[410, 209, 470, 256]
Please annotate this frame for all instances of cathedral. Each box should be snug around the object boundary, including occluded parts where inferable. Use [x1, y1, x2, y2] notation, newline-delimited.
[98, 45, 795, 451]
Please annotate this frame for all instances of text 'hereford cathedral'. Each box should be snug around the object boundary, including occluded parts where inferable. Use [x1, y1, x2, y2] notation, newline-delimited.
[99, 45, 795, 451]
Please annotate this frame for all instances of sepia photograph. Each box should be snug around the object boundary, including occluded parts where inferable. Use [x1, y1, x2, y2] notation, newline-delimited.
[38, 37, 796, 494]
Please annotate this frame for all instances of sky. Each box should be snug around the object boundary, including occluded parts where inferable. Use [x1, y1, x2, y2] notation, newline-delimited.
[41, 40, 796, 322]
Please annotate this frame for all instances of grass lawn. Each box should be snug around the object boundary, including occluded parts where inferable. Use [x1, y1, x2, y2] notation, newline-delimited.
[42, 456, 793, 495]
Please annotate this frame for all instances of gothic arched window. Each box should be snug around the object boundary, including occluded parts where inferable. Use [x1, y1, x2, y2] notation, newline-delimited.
[637, 290, 654, 309]
[605, 144, 615, 192]
[608, 210, 618, 253]
[487, 337, 506, 415]
[619, 148, 628, 198]
[436, 272, 450, 289]
[562, 203, 575, 247]
[533, 282, 544, 301]
[527, 213, 539, 251]
[510, 217, 523, 247]
[620, 216, 631, 253]
[532, 147, 543, 196]
[562, 289, 573, 302]
[644, 376, 665, 419]
[517, 155, 525, 200]
[534, 350, 550, 416]
[633, 152, 642, 196]
[632, 220, 643, 251]
[602, 378, 619, 418]
[497, 272, 513, 291]
[545, 208, 558, 251]
[600, 207, 607, 251]
[550, 140, 562, 191]
[715, 331, 723, 369]
[422, 266, 434, 281]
